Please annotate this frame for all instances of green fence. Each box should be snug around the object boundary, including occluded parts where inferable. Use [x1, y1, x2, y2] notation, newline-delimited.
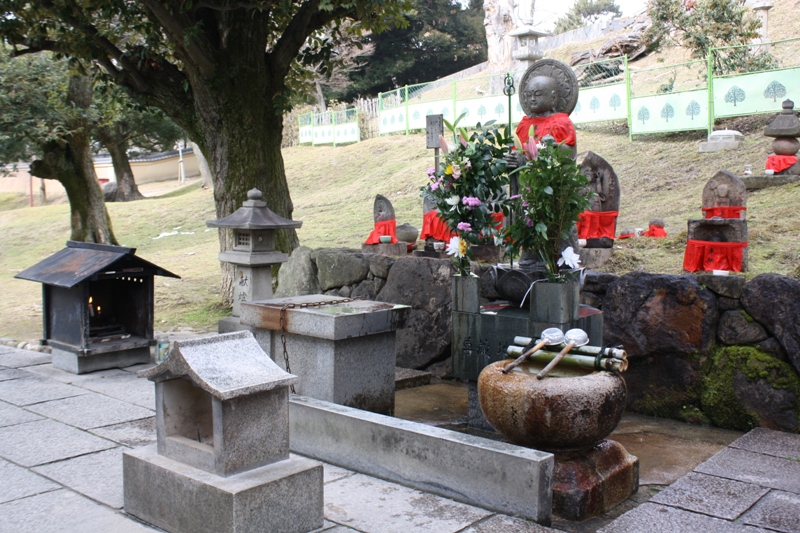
[298, 108, 360, 146]
[374, 36, 800, 140]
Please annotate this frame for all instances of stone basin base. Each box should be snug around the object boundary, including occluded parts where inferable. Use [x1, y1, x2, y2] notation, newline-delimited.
[553, 439, 639, 521]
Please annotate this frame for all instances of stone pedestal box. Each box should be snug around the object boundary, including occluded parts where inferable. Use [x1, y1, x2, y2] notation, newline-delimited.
[235, 295, 409, 415]
[123, 331, 323, 533]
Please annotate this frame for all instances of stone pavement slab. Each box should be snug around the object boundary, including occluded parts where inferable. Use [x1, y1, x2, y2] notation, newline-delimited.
[0, 458, 59, 504]
[0, 400, 43, 428]
[0, 349, 50, 368]
[323, 462, 355, 484]
[24, 365, 156, 409]
[25, 391, 153, 430]
[0, 419, 116, 467]
[729, 427, 800, 460]
[0, 375, 88, 406]
[695, 447, 800, 493]
[595, 502, 769, 533]
[92, 417, 156, 448]
[0, 488, 157, 532]
[33, 448, 125, 509]
[650, 471, 769, 520]
[0, 368, 29, 382]
[462, 515, 560, 532]
[741, 490, 800, 533]
[323, 473, 493, 533]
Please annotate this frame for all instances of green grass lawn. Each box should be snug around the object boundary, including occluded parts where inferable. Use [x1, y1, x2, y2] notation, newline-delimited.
[2, 117, 799, 343]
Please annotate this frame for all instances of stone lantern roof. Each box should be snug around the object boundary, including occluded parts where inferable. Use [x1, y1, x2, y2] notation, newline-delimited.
[206, 188, 302, 230]
[140, 330, 296, 400]
[764, 99, 800, 137]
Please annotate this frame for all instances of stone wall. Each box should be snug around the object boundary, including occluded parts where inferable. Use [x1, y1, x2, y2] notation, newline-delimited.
[583, 271, 800, 433]
[277, 248, 800, 433]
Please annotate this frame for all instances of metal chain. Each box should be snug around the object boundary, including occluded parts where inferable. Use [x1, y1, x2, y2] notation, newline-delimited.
[278, 297, 364, 395]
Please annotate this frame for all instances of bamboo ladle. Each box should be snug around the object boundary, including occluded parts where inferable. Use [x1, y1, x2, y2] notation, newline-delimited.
[502, 328, 564, 374]
[536, 328, 589, 380]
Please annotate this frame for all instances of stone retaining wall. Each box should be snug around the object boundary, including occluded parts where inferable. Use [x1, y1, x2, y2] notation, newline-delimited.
[276, 248, 800, 433]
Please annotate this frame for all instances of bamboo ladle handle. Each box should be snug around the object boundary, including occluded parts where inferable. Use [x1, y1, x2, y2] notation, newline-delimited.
[502, 339, 548, 374]
[536, 342, 574, 380]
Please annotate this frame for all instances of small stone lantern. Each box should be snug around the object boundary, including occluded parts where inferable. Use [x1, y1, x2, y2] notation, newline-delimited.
[206, 188, 302, 317]
[123, 331, 323, 533]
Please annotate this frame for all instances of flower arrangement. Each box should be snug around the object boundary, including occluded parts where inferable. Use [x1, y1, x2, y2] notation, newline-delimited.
[421, 118, 510, 275]
[504, 134, 591, 282]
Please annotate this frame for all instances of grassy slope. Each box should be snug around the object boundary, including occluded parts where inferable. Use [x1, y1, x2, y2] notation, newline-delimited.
[2, 12, 799, 342]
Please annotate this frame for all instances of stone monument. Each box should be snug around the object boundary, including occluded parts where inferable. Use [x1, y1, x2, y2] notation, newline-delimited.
[576, 151, 621, 268]
[363, 194, 407, 256]
[764, 99, 800, 175]
[684, 170, 749, 272]
[123, 331, 323, 533]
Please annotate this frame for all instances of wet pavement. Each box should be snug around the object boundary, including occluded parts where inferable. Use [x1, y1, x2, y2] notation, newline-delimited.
[1, 343, 798, 533]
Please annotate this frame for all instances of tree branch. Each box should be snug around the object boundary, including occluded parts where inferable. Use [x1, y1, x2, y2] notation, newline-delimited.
[138, 0, 217, 80]
[47, 0, 152, 93]
[270, 0, 354, 78]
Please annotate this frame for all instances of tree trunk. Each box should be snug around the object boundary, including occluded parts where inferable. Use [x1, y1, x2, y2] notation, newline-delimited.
[29, 76, 118, 244]
[173, 55, 300, 306]
[190, 141, 214, 189]
[97, 124, 145, 202]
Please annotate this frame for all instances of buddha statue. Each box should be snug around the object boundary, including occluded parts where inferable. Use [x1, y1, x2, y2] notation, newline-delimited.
[508, 59, 579, 169]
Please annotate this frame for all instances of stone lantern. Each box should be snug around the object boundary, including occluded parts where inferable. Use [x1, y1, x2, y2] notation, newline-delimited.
[123, 331, 323, 533]
[510, 26, 549, 69]
[206, 188, 302, 319]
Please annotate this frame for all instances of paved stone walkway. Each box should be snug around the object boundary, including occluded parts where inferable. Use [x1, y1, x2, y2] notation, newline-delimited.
[1, 343, 798, 533]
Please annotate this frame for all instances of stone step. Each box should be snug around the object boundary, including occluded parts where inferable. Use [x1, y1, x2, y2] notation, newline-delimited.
[395, 367, 431, 390]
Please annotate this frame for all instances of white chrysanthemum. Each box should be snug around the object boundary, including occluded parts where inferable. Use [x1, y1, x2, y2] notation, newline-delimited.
[446, 236, 467, 258]
[557, 246, 581, 270]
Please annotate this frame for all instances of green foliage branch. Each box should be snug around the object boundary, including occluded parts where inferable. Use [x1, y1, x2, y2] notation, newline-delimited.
[504, 139, 591, 282]
[420, 115, 510, 275]
[554, 0, 621, 35]
[644, 0, 776, 75]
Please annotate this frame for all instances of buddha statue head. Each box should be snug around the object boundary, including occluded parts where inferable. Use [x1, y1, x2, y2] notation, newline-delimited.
[523, 76, 559, 117]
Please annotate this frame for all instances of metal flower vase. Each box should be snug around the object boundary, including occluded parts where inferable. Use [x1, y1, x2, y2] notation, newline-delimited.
[452, 274, 480, 314]
[530, 280, 580, 323]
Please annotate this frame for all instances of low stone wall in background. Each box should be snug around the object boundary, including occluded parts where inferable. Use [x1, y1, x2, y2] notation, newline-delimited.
[276, 247, 800, 434]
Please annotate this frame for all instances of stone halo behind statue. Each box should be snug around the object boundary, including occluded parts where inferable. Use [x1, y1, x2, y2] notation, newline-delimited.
[519, 59, 580, 118]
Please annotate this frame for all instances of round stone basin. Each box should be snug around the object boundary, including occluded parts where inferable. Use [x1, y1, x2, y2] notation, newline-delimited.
[477, 360, 627, 452]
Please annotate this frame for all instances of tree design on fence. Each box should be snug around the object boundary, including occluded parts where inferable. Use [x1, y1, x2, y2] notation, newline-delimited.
[495, 103, 504, 115]
[575, 101, 582, 113]
[412, 111, 420, 120]
[609, 93, 621, 111]
[637, 106, 650, 124]
[661, 103, 675, 122]
[427, 109, 434, 116]
[725, 86, 746, 107]
[763, 81, 786, 103]
[686, 100, 701, 120]
[590, 96, 600, 113]
[478, 105, 487, 119]
[461, 107, 470, 117]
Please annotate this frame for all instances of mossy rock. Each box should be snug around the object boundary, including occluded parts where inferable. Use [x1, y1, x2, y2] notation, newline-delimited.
[701, 346, 800, 433]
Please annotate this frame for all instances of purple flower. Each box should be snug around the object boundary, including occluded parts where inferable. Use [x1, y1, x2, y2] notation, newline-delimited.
[457, 222, 472, 232]
[509, 194, 521, 200]
[430, 181, 440, 191]
[452, 166, 461, 179]
[426, 167, 436, 177]
[525, 217, 533, 227]
[522, 201, 529, 208]
[462, 196, 482, 207]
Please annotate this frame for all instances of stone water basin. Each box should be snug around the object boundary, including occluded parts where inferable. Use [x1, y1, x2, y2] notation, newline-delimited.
[478, 360, 626, 452]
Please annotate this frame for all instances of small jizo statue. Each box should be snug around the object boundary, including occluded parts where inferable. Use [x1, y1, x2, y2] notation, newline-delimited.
[508, 59, 580, 169]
